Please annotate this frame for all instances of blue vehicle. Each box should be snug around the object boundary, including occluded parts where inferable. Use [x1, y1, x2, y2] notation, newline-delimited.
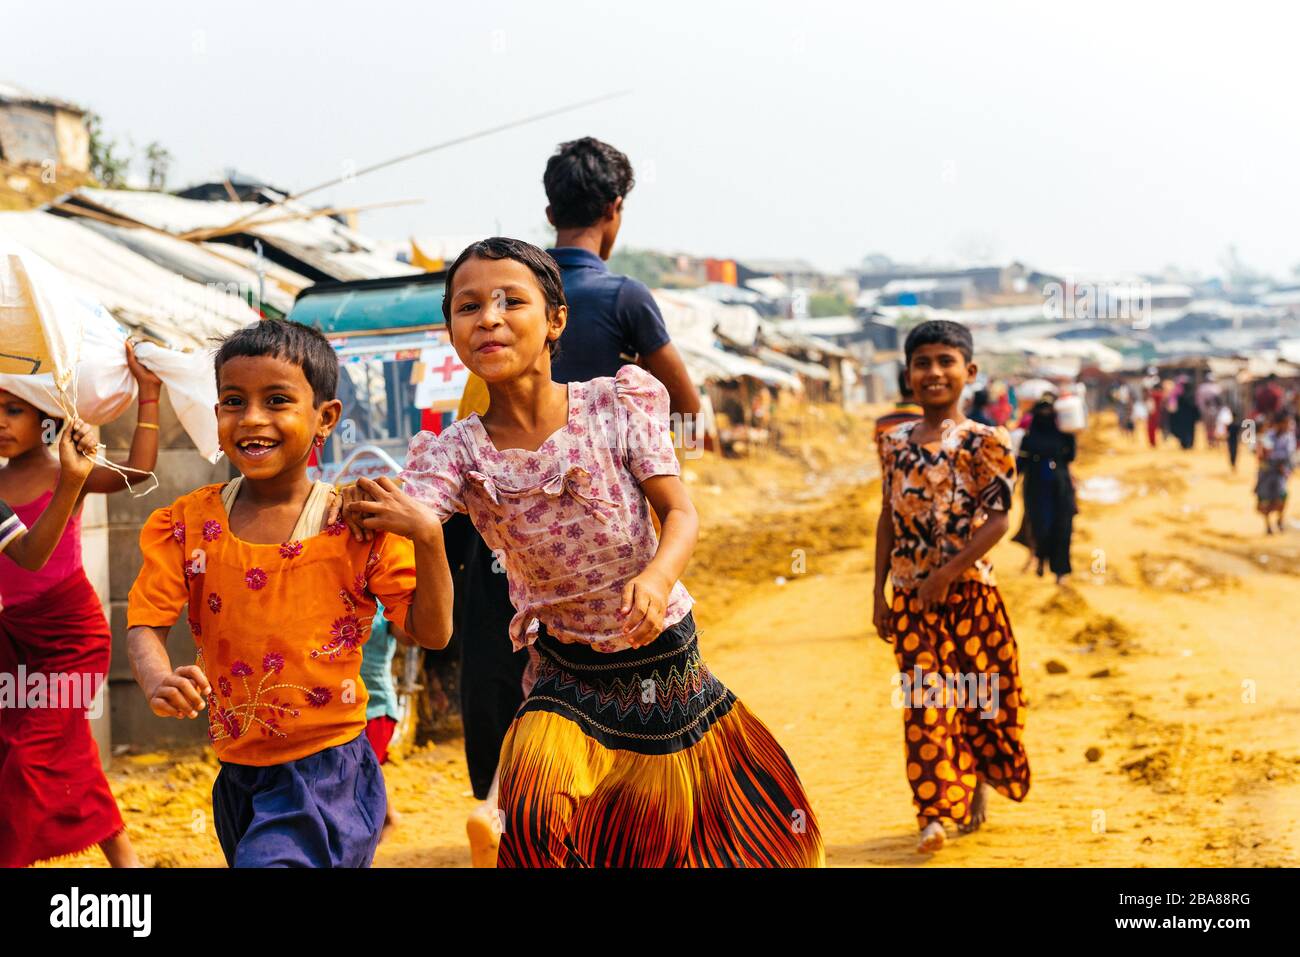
[288, 269, 463, 753]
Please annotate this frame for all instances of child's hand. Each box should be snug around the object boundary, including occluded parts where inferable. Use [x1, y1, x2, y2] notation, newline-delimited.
[872, 591, 893, 642]
[58, 417, 98, 480]
[916, 569, 952, 612]
[619, 569, 670, 647]
[148, 665, 211, 719]
[346, 476, 441, 542]
[125, 340, 163, 396]
[327, 481, 374, 542]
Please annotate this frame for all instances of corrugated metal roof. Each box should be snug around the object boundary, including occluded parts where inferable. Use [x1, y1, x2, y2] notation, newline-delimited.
[199, 241, 314, 296]
[677, 341, 802, 390]
[72, 188, 418, 283]
[0, 210, 257, 348]
[756, 346, 832, 381]
[77, 219, 297, 316]
[256, 233, 418, 283]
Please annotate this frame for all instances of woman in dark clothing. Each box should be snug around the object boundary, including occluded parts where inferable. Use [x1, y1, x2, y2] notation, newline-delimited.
[1171, 376, 1199, 450]
[1014, 400, 1077, 582]
[1225, 400, 1242, 472]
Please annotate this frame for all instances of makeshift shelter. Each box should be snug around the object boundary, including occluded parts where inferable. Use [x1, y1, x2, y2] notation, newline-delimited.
[57, 187, 418, 284]
[0, 210, 258, 347]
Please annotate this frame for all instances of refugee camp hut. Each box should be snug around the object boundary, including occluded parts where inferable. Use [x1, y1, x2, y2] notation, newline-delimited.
[654, 288, 804, 455]
[0, 83, 92, 210]
[757, 325, 856, 405]
[56, 187, 417, 284]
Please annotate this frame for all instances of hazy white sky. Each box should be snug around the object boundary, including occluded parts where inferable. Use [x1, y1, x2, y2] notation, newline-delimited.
[8, 0, 1299, 278]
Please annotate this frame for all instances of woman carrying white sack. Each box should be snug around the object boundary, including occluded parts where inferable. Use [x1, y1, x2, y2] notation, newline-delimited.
[0, 339, 163, 867]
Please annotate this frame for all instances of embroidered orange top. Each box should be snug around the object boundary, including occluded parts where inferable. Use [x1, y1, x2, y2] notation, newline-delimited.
[126, 483, 416, 766]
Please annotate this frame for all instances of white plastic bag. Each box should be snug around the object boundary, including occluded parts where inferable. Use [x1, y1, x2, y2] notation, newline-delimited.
[1055, 394, 1088, 433]
[133, 343, 222, 463]
[0, 299, 136, 424]
[0, 236, 225, 463]
[0, 241, 82, 389]
[0, 317, 224, 463]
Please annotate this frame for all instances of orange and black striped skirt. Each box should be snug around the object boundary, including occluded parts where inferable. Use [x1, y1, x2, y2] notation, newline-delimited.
[887, 581, 1030, 828]
[495, 612, 824, 867]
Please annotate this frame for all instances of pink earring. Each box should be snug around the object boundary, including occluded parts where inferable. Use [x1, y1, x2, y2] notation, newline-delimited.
[314, 436, 325, 448]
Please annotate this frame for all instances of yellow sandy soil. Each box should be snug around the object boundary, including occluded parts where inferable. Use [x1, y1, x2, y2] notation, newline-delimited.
[42, 408, 1300, 867]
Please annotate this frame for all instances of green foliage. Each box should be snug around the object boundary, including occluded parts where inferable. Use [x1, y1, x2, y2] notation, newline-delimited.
[85, 112, 128, 188]
[808, 292, 854, 317]
[144, 141, 172, 191]
[608, 248, 677, 287]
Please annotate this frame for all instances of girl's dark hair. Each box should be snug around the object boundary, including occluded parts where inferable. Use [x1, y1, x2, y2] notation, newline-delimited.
[904, 319, 974, 364]
[895, 366, 913, 400]
[543, 137, 634, 229]
[442, 237, 567, 357]
[215, 318, 339, 405]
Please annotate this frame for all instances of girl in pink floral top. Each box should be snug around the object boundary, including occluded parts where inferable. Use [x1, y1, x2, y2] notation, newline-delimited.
[401, 364, 693, 654]
[349, 238, 822, 868]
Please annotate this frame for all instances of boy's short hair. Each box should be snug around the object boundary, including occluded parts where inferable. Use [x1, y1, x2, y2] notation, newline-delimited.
[215, 319, 339, 405]
[543, 137, 635, 229]
[904, 319, 974, 364]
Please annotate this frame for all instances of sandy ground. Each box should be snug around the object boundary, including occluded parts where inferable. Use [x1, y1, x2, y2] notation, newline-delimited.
[43, 407, 1300, 867]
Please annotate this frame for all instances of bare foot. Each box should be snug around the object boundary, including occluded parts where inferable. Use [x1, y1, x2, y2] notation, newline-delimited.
[467, 803, 502, 868]
[959, 784, 990, 834]
[916, 821, 946, 853]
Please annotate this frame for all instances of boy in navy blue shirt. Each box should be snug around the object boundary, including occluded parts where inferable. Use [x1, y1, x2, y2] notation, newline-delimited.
[543, 137, 699, 419]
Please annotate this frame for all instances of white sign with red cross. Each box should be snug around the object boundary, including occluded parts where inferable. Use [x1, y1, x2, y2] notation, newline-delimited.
[413, 344, 468, 409]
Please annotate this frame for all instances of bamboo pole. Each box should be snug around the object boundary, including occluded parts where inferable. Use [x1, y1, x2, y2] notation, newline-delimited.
[192, 90, 631, 238]
[180, 197, 425, 241]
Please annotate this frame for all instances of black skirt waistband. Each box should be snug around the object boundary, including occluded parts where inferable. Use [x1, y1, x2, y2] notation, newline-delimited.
[534, 611, 697, 674]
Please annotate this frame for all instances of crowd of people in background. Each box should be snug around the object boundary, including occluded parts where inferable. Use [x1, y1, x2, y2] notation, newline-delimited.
[1110, 370, 1298, 535]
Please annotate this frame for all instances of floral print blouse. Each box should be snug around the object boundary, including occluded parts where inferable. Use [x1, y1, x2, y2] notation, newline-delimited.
[400, 364, 693, 654]
[879, 418, 1016, 591]
[127, 485, 416, 766]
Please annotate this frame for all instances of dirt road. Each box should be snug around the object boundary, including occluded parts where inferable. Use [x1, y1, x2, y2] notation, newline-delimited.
[49, 410, 1300, 866]
[703, 417, 1300, 866]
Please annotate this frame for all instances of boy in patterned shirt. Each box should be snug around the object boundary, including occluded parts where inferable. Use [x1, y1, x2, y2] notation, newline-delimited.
[872, 320, 1029, 853]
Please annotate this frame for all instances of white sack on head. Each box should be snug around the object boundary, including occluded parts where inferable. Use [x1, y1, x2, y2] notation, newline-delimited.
[0, 298, 137, 424]
[0, 240, 85, 391]
[133, 342, 222, 463]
